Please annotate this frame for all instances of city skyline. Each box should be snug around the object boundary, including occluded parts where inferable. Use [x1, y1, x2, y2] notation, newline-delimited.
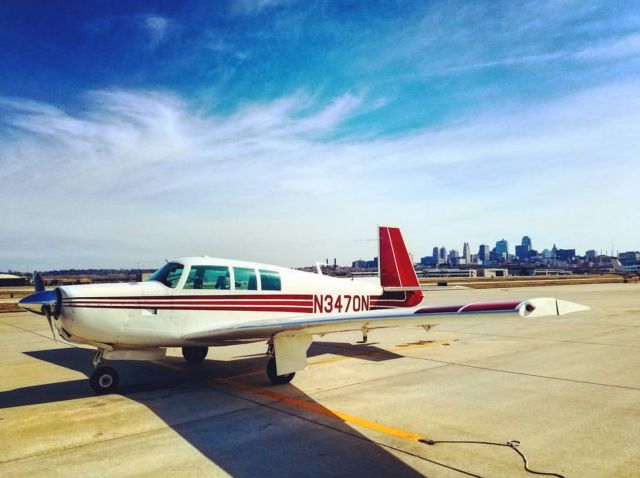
[2, 1, 640, 270]
[424, 236, 629, 260]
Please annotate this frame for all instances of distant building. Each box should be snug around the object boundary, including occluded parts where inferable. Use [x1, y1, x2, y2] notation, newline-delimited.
[585, 250, 597, 261]
[422, 269, 477, 278]
[420, 256, 437, 266]
[0, 273, 29, 287]
[439, 247, 447, 262]
[352, 257, 378, 269]
[619, 251, 640, 264]
[478, 244, 490, 263]
[494, 239, 509, 261]
[463, 242, 471, 263]
[432, 247, 439, 260]
[480, 268, 508, 278]
[556, 249, 576, 261]
[542, 249, 554, 259]
[516, 236, 532, 259]
[448, 249, 459, 264]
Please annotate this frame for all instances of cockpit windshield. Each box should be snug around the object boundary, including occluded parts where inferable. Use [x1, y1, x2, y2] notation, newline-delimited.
[147, 262, 184, 288]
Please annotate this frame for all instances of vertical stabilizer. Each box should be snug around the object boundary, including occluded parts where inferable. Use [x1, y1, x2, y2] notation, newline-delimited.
[378, 226, 421, 291]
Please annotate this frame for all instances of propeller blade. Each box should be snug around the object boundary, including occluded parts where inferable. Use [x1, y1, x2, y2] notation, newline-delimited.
[33, 272, 45, 292]
[44, 307, 57, 342]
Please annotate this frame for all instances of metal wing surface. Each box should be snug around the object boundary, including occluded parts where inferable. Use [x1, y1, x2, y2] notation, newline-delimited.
[182, 297, 589, 344]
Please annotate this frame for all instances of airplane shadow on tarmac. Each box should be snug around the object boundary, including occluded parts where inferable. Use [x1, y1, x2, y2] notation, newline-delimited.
[0, 343, 464, 477]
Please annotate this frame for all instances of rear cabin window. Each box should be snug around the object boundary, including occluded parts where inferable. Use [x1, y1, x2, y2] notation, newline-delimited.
[259, 270, 281, 291]
[234, 267, 258, 290]
[147, 262, 184, 289]
[184, 265, 230, 290]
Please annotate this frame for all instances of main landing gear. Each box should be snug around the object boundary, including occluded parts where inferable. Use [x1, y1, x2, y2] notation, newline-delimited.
[266, 339, 295, 385]
[90, 350, 119, 394]
[182, 346, 208, 363]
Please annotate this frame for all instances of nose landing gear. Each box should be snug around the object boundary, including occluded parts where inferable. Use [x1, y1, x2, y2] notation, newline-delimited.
[90, 350, 119, 394]
[90, 366, 119, 394]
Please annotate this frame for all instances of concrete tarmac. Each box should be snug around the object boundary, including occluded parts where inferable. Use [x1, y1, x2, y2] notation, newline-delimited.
[1, 283, 638, 477]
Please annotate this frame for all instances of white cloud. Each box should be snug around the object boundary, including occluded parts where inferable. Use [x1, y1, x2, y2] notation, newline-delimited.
[231, 0, 297, 15]
[575, 33, 640, 60]
[143, 15, 171, 46]
[1, 81, 639, 269]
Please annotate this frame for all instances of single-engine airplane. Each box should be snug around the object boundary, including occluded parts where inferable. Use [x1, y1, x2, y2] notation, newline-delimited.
[19, 226, 589, 393]
[611, 258, 640, 275]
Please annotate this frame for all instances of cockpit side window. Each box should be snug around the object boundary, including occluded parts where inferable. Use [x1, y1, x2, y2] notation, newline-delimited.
[184, 265, 230, 290]
[234, 267, 258, 290]
[259, 270, 281, 291]
[147, 262, 184, 289]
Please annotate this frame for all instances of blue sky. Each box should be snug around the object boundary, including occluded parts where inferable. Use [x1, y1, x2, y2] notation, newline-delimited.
[1, 0, 639, 270]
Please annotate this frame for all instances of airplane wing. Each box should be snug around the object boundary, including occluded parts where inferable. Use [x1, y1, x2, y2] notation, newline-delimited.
[183, 297, 589, 343]
[183, 297, 588, 375]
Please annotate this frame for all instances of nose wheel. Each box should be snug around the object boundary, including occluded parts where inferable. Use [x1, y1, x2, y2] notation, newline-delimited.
[90, 366, 119, 394]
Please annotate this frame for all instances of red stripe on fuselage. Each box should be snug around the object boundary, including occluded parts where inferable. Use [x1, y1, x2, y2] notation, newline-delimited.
[65, 300, 311, 307]
[64, 294, 313, 301]
[65, 304, 313, 313]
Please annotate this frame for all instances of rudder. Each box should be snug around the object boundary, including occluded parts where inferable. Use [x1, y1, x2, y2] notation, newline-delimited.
[378, 226, 421, 291]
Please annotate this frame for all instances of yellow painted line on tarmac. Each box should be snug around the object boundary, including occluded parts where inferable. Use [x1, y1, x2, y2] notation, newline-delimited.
[150, 346, 434, 442]
[394, 340, 448, 350]
[218, 377, 425, 443]
[153, 359, 421, 444]
[308, 354, 366, 366]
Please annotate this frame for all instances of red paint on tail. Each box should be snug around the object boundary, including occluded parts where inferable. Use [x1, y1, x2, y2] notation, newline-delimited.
[378, 226, 423, 307]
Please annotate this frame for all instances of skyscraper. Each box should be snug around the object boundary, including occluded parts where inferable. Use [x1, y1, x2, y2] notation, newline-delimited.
[478, 244, 490, 263]
[432, 247, 439, 260]
[439, 247, 447, 263]
[463, 242, 471, 263]
[495, 239, 509, 261]
[515, 236, 532, 260]
[448, 249, 459, 264]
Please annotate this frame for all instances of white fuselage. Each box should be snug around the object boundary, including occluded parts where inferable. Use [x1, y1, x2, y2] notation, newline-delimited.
[55, 257, 384, 349]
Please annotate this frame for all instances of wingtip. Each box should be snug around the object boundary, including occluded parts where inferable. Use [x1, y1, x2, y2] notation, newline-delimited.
[520, 298, 590, 317]
[556, 299, 591, 315]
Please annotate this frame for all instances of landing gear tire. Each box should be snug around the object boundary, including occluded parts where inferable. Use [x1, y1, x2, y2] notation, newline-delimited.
[182, 346, 208, 363]
[90, 367, 119, 394]
[266, 357, 295, 385]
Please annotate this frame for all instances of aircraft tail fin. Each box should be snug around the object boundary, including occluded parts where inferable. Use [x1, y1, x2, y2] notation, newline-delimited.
[378, 226, 421, 291]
